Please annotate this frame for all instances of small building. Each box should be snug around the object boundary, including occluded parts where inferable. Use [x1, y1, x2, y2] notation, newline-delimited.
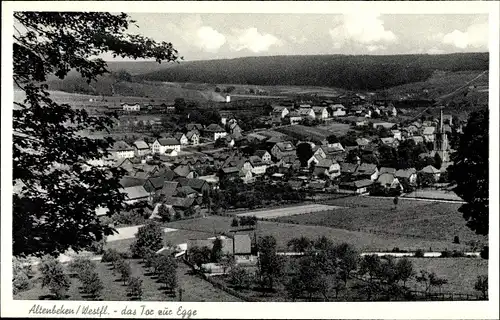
[272, 106, 289, 123]
[355, 163, 379, 181]
[298, 107, 316, 119]
[376, 173, 402, 190]
[286, 111, 303, 125]
[423, 126, 436, 142]
[254, 150, 272, 163]
[204, 124, 227, 141]
[109, 141, 135, 159]
[133, 140, 150, 157]
[174, 133, 189, 145]
[379, 167, 396, 175]
[331, 104, 346, 117]
[270, 141, 296, 160]
[121, 185, 151, 204]
[373, 122, 396, 130]
[239, 168, 254, 184]
[395, 168, 418, 185]
[391, 130, 402, 141]
[122, 103, 141, 111]
[338, 179, 373, 194]
[151, 138, 181, 154]
[312, 106, 329, 120]
[185, 130, 200, 145]
[419, 165, 441, 182]
[313, 159, 341, 178]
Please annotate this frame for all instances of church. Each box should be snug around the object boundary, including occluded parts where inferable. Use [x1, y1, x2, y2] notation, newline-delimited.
[430, 108, 453, 171]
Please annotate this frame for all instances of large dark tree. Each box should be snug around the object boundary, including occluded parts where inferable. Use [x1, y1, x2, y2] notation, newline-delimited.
[13, 12, 180, 257]
[296, 143, 313, 167]
[448, 108, 489, 235]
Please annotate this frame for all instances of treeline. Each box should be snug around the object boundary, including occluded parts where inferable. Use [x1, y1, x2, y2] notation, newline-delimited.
[137, 53, 488, 91]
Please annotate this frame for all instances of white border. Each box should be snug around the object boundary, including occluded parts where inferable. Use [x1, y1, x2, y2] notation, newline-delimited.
[2, 1, 499, 319]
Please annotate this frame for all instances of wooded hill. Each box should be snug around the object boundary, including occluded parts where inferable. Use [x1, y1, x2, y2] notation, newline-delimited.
[135, 53, 488, 91]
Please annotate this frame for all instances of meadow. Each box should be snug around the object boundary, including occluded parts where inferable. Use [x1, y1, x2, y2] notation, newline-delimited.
[274, 196, 486, 247]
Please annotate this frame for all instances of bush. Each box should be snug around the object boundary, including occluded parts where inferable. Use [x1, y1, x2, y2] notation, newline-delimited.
[13, 257, 33, 294]
[480, 246, 488, 259]
[414, 249, 425, 258]
[228, 266, 252, 289]
[453, 236, 460, 244]
[127, 277, 143, 299]
[451, 250, 465, 258]
[87, 238, 106, 255]
[68, 257, 95, 279]
[81, 270, 104, 298]
[112, 210, 146, 226]
[130, 221, 164, 259]
[117, 260, 132, 285]
[39, 256, 70, 299]
[102, 249, 122, 263]
[231, 217, 239, 227]
[440, 250, 452, 258]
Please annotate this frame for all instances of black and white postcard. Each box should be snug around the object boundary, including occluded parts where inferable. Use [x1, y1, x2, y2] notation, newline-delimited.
[1, 1, 499, 319]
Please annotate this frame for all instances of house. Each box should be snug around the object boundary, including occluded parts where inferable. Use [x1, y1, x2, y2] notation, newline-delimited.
[223, 135, 236, 148]
[109, 141, 135, 159]
[391, 130, 402, 141]
[340, 162, 359, 176]
[355, 163, 379, 181]
[309, 181, 326, 191]
[173, 165, 196, 179]
[286, 111, 303, 125]
[176, 186, 198, 198]
[272, 106, 289, 122]
[307, 154, 323, 168]
[185, 130, 200, 145]
[254, 150, 272, 163]
[185, 178, 211, 195]
[248, 156, 268, 175]
[118, 158, 142, 174]
[389, 106, 397, 117]
[373, 122, 396, 130]
[395, 168, 418, 185]
[151, 138, 181, 154]
[338, 179, 373, 194]
[324, 143, 345, 156]
[220, 111, 235, 126]
[312, 106, 329, 120]
[219, 166, 240, 181]
[380, 137, 399, 148]
[174, 133, 189, 145]
[239, 168, 254, 184]
[422, 126, 436, 142]
[161, 181, 179, 199]
[313, 159, 341, 178]
[312, 145, 327, 159]
[409, 135, 424, 144]
[356, 138, 371, 148]
[419, 165, 441, 182]
[228, 122, 243, 135]
[121, 185, 150, 204]
[379, 167, 396, 175]
[204, 124, 227, 141]
[233, 234, 252, 256]
[186, 123, 204, 132]
[443, 114, 453, 126]
[122, 103, 140, 111]
[376, 173, 402, 190]
[197, 174, 220, 189]
[133, 140, 150, 157]
[298, 107, 316, 119]
[271, 141, 296, 160]
[119, 175, 146, 189]
[288, 180, 304, 190]
[331, 104, 346, 117]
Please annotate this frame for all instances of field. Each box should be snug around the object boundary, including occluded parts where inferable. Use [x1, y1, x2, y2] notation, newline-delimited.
[165, 215, 470, 252]
[236, 204, 343, 219]
[276, 125, 337, 142]
[316, 122, 352, 136]
[273, 196, 486, 246]
[403, 257, 488, 295]
[403, 189, 463, 201]
[14, 258, 241, 301]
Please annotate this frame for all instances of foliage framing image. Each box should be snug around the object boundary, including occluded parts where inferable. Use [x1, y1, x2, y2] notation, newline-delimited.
[12, 12, 180, 257]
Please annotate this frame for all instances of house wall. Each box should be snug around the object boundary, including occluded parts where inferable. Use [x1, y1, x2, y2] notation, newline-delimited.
[261, 153, 272, 163]
[251, 165, 267, 175]
[214, 132, 227, 140]
[135, 148, 150, 157]
[179, 136, 189, 145]
[190, 135, 199, 145]
[114, 150, 135, 159]
[333, 109, 346, 117]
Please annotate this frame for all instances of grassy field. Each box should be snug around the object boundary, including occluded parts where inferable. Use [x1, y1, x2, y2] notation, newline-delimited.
[274, 196, 486, 246]
[316, 122, 352, 136]
[276, 125, 337, 142]
[403, 257, 488, 295]
[166, 215, 470, 252]
[14, 258, 240, 301]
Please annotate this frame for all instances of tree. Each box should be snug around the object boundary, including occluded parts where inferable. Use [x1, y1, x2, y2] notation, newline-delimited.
[131, 221, 164, 258]
[287, 237, 312, 253]
[81, 270, 104, 299]
[158, 204, 172, 222]
[448, 108, 489, 235]
[433, 152, 442, 170]
[127, 277, 143, 300]
[189, 246, 212, 269]
[257, 236, 285, 290]
[330, 243, 359, 286]
[39, 256, 70, 299]
[211, 237, 223, 263]
[228, 265, 252, 289]
[474, 275, 488, 299]
[296, 143, 313, 167]
[13, 12, 179, 257]
[395, 258, 414, 288]
[326, 134, 339, 144]
[117, 260, 132, 285]
[174, 98, 187, 114]
[156, 255, 177, 292]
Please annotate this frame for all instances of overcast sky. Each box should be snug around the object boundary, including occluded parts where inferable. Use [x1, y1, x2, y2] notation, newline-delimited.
[102, 13, 488, 61]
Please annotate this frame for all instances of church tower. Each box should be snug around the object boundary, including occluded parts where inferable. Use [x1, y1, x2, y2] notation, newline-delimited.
[434, 106, 450, 162]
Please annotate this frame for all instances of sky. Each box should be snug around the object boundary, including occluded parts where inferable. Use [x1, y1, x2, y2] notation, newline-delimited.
[102, 13, 489, 61]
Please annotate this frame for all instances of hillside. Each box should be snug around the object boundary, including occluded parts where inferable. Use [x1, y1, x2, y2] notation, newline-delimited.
[136, 53, 489, 91]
